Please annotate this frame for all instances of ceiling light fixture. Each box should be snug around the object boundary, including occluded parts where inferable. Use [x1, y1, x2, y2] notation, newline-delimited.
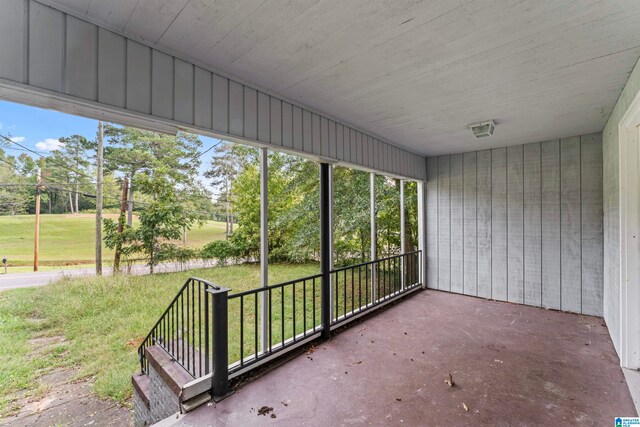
[468, 120, 496, 138]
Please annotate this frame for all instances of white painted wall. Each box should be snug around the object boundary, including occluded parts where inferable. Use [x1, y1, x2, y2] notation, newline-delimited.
[603, 56, 640, 369]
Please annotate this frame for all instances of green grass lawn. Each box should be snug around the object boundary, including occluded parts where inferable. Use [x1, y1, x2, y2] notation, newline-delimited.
[0, 214, 226, 268]
[0, 262, 319, 416]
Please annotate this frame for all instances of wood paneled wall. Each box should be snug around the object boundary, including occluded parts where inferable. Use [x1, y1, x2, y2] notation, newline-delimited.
[426, 134, 603, 316]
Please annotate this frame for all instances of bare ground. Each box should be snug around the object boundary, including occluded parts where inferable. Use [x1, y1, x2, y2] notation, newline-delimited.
[1, 335, 132, 427]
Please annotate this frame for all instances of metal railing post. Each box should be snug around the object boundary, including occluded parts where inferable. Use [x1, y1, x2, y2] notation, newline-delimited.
[320, 163, 331, 339]
[209, 286, 231, 400]
[204, 289, 210, 375]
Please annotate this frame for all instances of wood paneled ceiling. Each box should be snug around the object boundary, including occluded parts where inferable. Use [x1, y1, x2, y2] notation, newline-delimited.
[43, 0, 640, 155]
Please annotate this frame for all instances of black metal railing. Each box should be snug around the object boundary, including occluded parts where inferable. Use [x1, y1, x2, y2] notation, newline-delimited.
[331, 250, 421, 325]
[138, 277, 217, 378]
[227, 273, 323, 375]
[138, 251, 422, 399]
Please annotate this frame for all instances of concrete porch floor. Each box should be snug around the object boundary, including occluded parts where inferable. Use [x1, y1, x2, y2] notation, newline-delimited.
[160, 290, 637, 426]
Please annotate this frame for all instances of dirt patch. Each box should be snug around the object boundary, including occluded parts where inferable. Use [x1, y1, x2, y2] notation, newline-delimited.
[2, 334, 131, 426]
[125, 337, 144, 348]
[0, 368, 132, 427]
[27, 335, 68, 359]
[28, 335, 66, 348]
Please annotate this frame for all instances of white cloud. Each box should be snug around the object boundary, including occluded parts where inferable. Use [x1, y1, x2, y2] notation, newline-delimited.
[35, 138, 64, 151]
[9, 136, 25, 143]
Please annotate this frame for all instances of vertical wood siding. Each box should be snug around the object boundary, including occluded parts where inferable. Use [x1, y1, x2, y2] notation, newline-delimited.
[462, 152, 477, 296]
[0, 0, 426, 181]
[426, 134, 604, 316]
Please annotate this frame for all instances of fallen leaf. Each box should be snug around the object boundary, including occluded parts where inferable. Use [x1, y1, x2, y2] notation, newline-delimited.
[445, 373, 455, 387]
[257, 406, 274, 416]
[462, 402, 469, 412]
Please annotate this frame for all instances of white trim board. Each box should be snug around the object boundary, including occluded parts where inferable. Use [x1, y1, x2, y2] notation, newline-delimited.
[617, 87, 640, 370]
[623, 368, 640, 415]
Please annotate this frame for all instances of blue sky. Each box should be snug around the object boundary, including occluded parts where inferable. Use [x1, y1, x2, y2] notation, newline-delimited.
[0, 100, 221, 194]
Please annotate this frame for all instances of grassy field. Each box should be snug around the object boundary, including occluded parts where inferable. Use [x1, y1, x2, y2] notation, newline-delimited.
[0, 214, 226, 268]
[0, 262, 319, 416]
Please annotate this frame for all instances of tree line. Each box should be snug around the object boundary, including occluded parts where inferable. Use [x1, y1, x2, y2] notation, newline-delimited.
[203, 143, 419, 267]
[1, 126, 417, 270]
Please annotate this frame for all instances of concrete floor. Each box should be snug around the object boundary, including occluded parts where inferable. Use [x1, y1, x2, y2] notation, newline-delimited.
[160, 290, 637, 426]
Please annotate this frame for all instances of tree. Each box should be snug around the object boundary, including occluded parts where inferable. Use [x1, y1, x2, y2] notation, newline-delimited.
[103, 165, 203, 273]
[205, 142, 240, 238]
[375, 175, 401, 257]
[104, 126, 206, 222]
[58, 135, 94, 213]
[333, 167, 371, 265]
[0, 149, 30, 215]
[102, 127, 210, 272]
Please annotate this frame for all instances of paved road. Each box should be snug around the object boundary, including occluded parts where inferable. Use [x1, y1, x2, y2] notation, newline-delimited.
[0, 260, 216, 291]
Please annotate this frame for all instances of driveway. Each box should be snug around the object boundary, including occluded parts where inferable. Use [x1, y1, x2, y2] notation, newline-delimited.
[0, 260, 216, 291]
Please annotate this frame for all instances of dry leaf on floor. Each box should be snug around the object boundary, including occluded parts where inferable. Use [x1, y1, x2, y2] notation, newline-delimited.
[445, 373, 455, 387]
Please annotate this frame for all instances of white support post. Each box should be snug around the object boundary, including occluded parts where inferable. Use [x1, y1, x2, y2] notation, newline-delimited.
[260, 148, 269, 354]
[400, 179, 406, 291]
[328, 165, 335, 321]
[619, 95, 640, 369]
[417, 181, 426, 289]
[370, 173, 377, 302]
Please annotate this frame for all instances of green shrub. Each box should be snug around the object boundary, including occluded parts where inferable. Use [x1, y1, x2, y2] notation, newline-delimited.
[201, 240, 235, 265]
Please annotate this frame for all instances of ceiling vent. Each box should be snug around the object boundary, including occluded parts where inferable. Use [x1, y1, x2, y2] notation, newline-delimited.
[468, 120, 496, 138]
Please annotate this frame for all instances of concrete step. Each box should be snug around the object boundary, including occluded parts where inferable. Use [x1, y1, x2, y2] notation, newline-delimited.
[157, 338, 211, 379]
[132, 373, 151, 410]
[133, 344, 212, 426]
[181, 392, 211, 413]
[146, 345, 195, 397]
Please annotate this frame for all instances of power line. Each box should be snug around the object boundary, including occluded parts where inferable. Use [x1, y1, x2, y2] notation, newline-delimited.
[3, 145, 48, 154]
[0, 134, 95, 181]
[1, 133, 223, 217]
[0, 156, 22, 172]
[192, 140, 223, 161]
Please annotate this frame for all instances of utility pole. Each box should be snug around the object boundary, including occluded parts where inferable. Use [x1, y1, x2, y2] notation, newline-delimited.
[33, 168, 41, 272]
[95, 121, 104, 275]
[113, 176, 128, 273]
